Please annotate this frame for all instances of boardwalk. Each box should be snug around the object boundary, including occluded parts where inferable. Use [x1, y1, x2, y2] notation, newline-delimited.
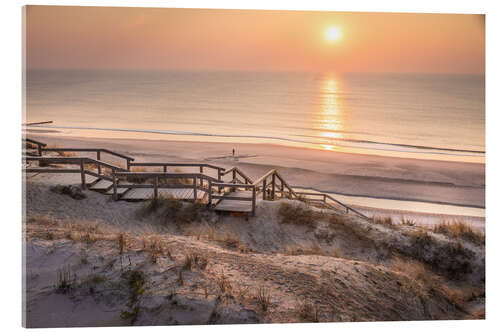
[22, 137, 371, 220]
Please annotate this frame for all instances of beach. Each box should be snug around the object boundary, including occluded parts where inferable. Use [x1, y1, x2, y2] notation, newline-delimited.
[25, 133, 485, 229]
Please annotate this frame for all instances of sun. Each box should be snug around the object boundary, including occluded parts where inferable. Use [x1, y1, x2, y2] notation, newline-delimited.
[325, 26, 341, 42]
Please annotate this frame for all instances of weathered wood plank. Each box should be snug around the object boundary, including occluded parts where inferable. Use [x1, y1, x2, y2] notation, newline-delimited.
[89, 179, 113, 190]
[214, 191, 254, 213]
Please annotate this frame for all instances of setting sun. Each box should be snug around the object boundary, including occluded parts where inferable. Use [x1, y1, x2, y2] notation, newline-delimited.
[325, 26, 341, 42]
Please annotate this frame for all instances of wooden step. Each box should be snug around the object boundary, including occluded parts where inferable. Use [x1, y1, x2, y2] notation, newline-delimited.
[89, 179, 113, 191]
[214, 191, 254, 213]
[85, 174, 100, 185]
[105, 181, 133, 195]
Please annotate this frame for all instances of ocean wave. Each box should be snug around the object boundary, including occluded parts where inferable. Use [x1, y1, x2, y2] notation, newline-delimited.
[30, 124, 485, 157]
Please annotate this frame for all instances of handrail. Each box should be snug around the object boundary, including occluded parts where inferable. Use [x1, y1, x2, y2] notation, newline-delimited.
[222, 167, 254, 184]
[294, 190, 371, 221]
[129, 162, 224, 171]
[111, 171, 214, 202]
[23, 138, 47, 147]
[251, 169, 297, 200]
[211, 182, 255, 189]
[324, 194, 371, 220]
[252, 169, 276, 186]
[41, 148, 134, 161]
[23, 138, 47, 156]
[114, 171, 219, 182]
[274, 172, 298, 199]
[24, 156, 127, 171]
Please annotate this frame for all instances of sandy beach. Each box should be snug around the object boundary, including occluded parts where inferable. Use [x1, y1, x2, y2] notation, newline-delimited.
[26, 133, 485, 224]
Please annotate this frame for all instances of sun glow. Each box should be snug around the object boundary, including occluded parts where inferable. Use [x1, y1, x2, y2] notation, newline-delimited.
[317, 77, 345, 151]
[325, 26, 341, 42]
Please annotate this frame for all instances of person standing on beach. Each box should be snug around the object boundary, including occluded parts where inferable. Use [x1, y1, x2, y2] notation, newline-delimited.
[232, 148, 235, 157]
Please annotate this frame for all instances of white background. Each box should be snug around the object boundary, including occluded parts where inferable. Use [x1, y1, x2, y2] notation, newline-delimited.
[1, 1, 498, 332]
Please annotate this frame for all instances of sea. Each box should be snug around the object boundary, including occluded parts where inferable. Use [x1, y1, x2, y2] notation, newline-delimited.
[25, 69, 485, 163]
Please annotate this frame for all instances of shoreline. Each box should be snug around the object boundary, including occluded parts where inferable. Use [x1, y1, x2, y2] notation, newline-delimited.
[25, 133, 485, 219]
[24, 127, 485, 164]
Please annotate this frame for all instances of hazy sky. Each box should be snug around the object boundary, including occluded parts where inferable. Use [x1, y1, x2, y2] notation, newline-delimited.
[25, 6, 485, 74]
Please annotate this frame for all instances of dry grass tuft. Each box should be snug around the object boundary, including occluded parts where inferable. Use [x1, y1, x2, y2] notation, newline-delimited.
[183, 251, 208, 270]
[192, 224, 249, 252]
[56, 264, 75, 294]
[117, 232, 128, 255]
[297, 300, 319, 322]
[139, 235, 171, 264]
[177, 270, 184, 286]
[391, 257, 432, 284]
[26, 215, 60, 227]
[373, 215, 394, 227]
[216, 272, 232, 295]
[401, 228, 476, 280]
[278, 202, 321, 228]
[256, 286, 271, 312]
[221, 231, 242, 249]
[136, 196, 209, 225]
[432, 221, 485, 245]
[285, 241, 327, 256]
[400, 217, 416, 226]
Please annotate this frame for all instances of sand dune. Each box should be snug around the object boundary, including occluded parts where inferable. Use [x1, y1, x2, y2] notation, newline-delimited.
[23, 170, 485, 326]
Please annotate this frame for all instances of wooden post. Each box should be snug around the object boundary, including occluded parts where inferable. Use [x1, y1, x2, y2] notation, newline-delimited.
[163, 165, 167, 173]
[96, 151, 101, 175]
[262, 179, 267, 200]
[280, 180, 284, 198]
[252, 186, 256, 216]
[208, 180, 212, 206]
[37, 144, 42, 156]
[232, 169, 236, 182]
[271, 173, 276, 200]
[112, 170, 118, 201]
[80, 159, 86, 189]
[126, 159, 130, 171]
[193, 175, 197, 201]
[218, 169, 222, 193]
[200, 166, 203, 174]
[153, 176, 158, 200]
[323, 195, 326, 203]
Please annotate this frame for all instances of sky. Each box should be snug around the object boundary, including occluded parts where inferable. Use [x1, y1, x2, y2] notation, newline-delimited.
[25, 6, 485, 74]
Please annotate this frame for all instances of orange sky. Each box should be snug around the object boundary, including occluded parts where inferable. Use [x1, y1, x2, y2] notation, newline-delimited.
[25, 6, 485, 74]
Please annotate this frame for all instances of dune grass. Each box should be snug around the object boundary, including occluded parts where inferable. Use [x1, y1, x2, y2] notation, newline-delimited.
[432, 221, 484, 245]
[136, 195, 208, 225]
[278, 202, 322, 228]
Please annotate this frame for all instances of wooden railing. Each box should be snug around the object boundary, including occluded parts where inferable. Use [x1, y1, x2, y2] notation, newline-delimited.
[39, 148, 135, 171]
[113, 171, 219, 201]
[294, 191, 371, 220]
[252, 169, 298, 200]
[22, 138, 47, 156]
[129, 162, 224, 180]
[23, 156, 128, 187]
[221, 167, 253, 184]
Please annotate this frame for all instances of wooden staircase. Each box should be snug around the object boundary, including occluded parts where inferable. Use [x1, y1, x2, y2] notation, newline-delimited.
[22, 138, 371, 220]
